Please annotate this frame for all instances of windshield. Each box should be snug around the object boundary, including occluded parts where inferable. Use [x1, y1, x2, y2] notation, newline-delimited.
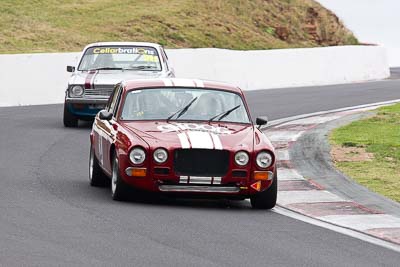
[78, 46, 162, 71]
[120, 88, 251, 124]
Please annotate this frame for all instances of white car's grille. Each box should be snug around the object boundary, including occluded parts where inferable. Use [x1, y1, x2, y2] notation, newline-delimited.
[84, 86, 114, 97]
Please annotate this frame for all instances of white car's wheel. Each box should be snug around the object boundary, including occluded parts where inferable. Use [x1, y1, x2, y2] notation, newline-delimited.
[63, 103, 78, 127]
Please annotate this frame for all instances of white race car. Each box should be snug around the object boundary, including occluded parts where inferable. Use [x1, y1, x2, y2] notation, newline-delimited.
[63, 42, 174, 127]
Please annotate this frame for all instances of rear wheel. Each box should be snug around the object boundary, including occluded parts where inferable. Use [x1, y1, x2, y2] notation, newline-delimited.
[63, 103, 78, 127]
[89, 145, 108, 187]
[111, 155, 128, 201]
[250, 171, 277, 210]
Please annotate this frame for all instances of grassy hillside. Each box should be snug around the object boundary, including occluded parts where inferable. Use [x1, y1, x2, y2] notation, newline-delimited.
[330, 104, 400, 202]
[0, 0, 357, 53]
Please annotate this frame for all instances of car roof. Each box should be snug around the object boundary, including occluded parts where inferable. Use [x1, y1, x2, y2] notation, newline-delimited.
[122, 78, 243, 94]
[83, 42, 161, 50]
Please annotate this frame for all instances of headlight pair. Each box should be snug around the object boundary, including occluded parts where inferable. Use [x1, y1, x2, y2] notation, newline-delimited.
[129, 147, 168, 165]
[69, 85, 84, 97]
[234, 151, 273, 168]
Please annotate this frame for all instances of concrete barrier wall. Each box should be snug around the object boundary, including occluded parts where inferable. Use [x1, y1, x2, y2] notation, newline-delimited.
[0, 46, 389, 107]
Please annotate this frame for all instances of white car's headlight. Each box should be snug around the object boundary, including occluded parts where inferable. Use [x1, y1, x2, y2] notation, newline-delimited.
[129, 147, 146, 165]
[70, 85, 84, 97]
[256, 151, 273, 169]
[153, 148, 168, 164]
[235, 151, 249, 166]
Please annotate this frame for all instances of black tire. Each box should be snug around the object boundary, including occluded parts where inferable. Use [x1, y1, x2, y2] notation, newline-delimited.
[250, 171, 278, 210]
[89, 146, 108, 187]
[63, 103, 78, 127]
[111, 155, 128, 201]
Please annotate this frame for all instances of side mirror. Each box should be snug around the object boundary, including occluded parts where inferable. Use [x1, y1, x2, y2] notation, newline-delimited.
[67, 66, 75, 72]
[99, 110, 113, 121]
[256, 117, 268, 128]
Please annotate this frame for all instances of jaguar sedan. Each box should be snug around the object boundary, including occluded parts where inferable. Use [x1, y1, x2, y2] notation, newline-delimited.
[89, 78, 277, 209]
[64, 42, 174, 127]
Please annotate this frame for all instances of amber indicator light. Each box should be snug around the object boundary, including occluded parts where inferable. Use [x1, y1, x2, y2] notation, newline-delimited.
[127, 168, 147, 177]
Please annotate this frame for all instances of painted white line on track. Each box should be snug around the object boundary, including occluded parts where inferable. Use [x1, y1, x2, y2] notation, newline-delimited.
[319, 214, 400, 231]
[278, 190, 347, 205]
[280, 115, 341, 126]
[272, 206, 400, 253]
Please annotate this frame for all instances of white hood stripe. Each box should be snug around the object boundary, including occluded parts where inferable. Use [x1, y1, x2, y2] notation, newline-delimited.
[178, 130, 223, 150]
[210, 133, 223, 150]
[178, 132, 190, 148]
[187, 131, 213, 149]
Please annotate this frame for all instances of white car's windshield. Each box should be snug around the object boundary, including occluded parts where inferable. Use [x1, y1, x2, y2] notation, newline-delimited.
[78, 46, 162, 71]
[120, 88, 251, 124]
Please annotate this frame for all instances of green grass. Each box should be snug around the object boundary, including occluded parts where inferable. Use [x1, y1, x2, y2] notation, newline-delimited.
[330, 104, 400, 202]
[0, 0, 358, 53]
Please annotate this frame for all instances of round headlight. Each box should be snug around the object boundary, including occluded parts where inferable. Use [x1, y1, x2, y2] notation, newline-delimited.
[235, 151, 249, 166]
[153, 148, 168, 164]
[256, 151, 273, 169]
[70, 85, 84, 97]
[129, 147, 146, 165]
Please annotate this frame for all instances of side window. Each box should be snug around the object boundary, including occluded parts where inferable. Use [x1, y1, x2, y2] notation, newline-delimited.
[106, 88, 116, 111]
[108, 84, 121, 113]
[112, 87, 123, 119]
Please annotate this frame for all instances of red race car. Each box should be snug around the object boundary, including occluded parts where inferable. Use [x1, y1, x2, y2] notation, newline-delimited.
[89, 79, 277, 209]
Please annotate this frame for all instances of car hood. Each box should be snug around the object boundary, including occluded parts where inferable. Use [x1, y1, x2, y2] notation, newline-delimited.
[69, 70, 166, 86]
[121, 121, 255, 151]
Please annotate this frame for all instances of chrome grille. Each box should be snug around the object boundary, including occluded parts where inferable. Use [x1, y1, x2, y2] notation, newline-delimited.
[84, 86, 114, 97]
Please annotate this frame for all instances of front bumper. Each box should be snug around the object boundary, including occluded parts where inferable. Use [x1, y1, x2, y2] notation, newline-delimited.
[65, 97, 109, 104]
[158, 185, 241, 193]
[65, 101, 107, 118]
[118, 153, 275, 197]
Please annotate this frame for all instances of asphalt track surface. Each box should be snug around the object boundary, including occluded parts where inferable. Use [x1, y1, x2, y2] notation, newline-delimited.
[1, 77, 400, 266]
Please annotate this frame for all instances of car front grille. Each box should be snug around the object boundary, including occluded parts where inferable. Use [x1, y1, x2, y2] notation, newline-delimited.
[174, 149, 230, 177]
[84, 86, 114, 97]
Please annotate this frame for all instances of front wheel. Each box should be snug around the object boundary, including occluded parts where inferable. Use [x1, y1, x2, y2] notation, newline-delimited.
[250, 171, 277, 210]
[111, 155, 128, 201]
[63, 103, 78, 127]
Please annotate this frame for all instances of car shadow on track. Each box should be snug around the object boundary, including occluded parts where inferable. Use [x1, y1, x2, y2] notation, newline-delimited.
[86, 180, 255, 211]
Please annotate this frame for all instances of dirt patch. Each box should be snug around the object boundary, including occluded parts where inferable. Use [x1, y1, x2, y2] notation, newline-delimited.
[331, 145, 374, 162]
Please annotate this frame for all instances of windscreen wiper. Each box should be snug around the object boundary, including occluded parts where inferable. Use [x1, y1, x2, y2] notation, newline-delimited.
[90, 67, 123, 71]
[125, 66, 158, 70]
[166, 97, 198, 122]
[208, 105, 241, 122]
